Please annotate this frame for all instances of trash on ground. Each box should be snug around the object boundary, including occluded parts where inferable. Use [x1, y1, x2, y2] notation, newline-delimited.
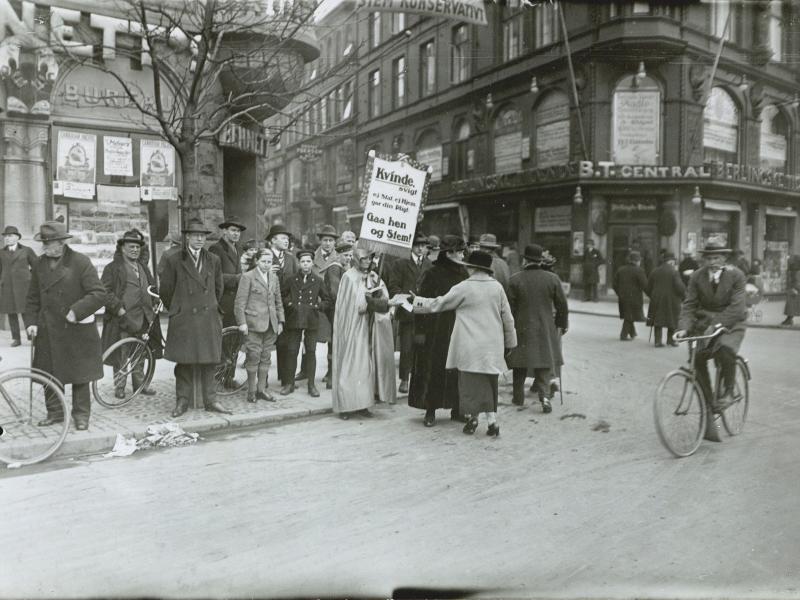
[104, 423, 199, 458]
[592, 420, 611, 433]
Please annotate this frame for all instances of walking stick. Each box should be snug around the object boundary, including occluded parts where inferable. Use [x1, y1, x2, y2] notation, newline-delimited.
[559, 371, 564, 406]
[29, 332, 35, 412]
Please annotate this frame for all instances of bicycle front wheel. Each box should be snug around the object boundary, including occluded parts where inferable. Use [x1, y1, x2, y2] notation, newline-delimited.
[654, 370, 707, 458]
[0, 369, 70, 465]
[214, 327, 247, 396]
[93, 337, 155, 408]
[719, 358, 749, 436]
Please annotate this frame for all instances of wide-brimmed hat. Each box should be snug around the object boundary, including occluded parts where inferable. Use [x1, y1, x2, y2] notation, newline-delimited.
[426, 234, 441, 250]
[33, 221, 72, 242]
[460, 250, 494, 273]
[117, 229, 146, 246]
[335, 241, 353, 253]
[316, 224, 339, 240]
[478, 233, 501, 249]
[523, 244, 545, 264]
[412, 231, 429, 246]
[182, 218, 212, 235]
[440, 235, 466, 253]
[2, 225, 21, 238]
[266, 224, 290, 240]
[218, 215, 247, 231]
[700, 242, 732, 255]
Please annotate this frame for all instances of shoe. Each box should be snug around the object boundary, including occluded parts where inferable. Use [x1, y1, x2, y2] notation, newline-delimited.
[655, 341, 664, 348]
[713, 389, 735, 412]
[360, 409, 374, 418]
[620, 335, 630, 341]
[423, 410, 435, 427]
[323, 371, 331, 385]
[450, 409, 467, 423]
[279, 384, 295, 395]
[398, 379, 409, 394]
[247, 393, 256, 403]
[10, 339, 20, 347]
[114, 389, 127, 399]
[486, 423, 500, 437]
[781, 318, 794, 327]
[139, 388, 157, 396]
[339, 412, 350, 420]
[205, 402, 233, 415]
[462, 417, 479, 435]
[171, 401, 189, 418]
[256, 390, 275, 402]
[294, 371, 307, 381]
[541, 398, 552, 414]
[512, 398, 524, 406]
[308, 385, 320, 398]
[550, 380, 559, 396]
[74, 420, 89, 431]
[37, 416, 64, 427]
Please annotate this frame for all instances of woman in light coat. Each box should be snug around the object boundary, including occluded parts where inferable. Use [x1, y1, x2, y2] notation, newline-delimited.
[411, 250, 516, 436]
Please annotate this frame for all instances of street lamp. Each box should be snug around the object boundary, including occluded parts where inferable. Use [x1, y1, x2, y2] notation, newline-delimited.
[485, 93, 493, 110]
[573, 185, 583, 205]
[530, 76, 539, 94]
[691, 186, 702, 205]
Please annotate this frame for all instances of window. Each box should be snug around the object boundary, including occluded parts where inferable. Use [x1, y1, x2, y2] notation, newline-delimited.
[503, 9, 525, 61]
[760, 105, 788, 171]
[391, 12, 406, 34]
[392, 56, 406, 109]
[608, 2, 622, 18]
[327, 90, 336, 126]
[416, 129, 443, 182]
[342, 80, 353, 120]
[533, 91, 570, 167]
[710, 0, 741, 43]
[533, 2, 559, 48]
[343, 23, 354, 57]
[368, 70, 381, 118]
[632, 2, 649, 13]
[369, 12, 381, 48]
[451, 119, 471, 179]
[494, 105, 523, 174]
[451, 24, 469, 83]
[320, 97, 327, 131]
[703, 86, 739, 164]
[768, 0, 784, 62]
[420, 40, 435, 96]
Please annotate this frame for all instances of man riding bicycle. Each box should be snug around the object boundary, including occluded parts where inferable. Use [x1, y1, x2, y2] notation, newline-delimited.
[674, 242, 747, 440]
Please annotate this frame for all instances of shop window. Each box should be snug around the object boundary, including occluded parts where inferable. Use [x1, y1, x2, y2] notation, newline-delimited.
[533, 90, 570, 167]
[502, 8, 525, 61]
[703, 86, 739, 164]
[451, 24, 470, 84]
[420, 40, 435, 97]
[493, 105, 523, 174]
[612, 74, 661, 165]
[763, 210, 796, 293]
[451, 119, 471, 180]
[533, 2, 560, 48]
[392, 56, 406, 109]
[415, 129, 443, 182]
[760, 105, 788, 171]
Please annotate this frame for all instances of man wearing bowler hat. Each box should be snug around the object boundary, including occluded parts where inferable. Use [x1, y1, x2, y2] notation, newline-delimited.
[674, 241, 747, 442]
[479, 233, 511, 292]
[24, 221, 106, 430]
[209, 215, 246, 330]
[0, 225, 38, 346]
[159, 218, 231, 417]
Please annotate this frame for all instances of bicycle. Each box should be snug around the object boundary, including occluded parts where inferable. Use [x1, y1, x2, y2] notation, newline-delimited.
[0, 336, 70, 466]
[93, 287, 246, 408]
[653, 326, 750, 458]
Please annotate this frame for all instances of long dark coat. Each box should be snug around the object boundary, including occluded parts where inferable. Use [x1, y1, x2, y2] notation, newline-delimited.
[208, 239, 241, 327]
[678, 265, 747, 354]
[582, 247, 604, 285]
[159, 248, 224, 364]
[646, 263, 685, 329]
[388, 255, 432, 323]
[100, 251, 164, 362]
[614, 264, 648, 322]
[784, 257, 800, 317]
[23, 246, 105, 384]
[505, 265, 568, 370]
[281, 271, 331, 331]
[0, 243, 38, 313]
[408, 254, 467, 410]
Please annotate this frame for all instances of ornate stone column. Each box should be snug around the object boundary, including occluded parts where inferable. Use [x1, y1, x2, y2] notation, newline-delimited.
[1, 119, 49, 237]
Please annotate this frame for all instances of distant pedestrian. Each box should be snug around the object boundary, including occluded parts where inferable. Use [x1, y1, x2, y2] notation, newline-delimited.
[209, 215, 246, 330]
[426, 235, 441, 263]
[0, 225, 37, 347]
[100, 230, 163, 399]
[24, 221, 106, 430]
[678, 250, 700, 286]
[411, 250, 516, 437]
[240, 239, 260, 272]
[340, 230, 357, 245]
[646, 252, 685, 347]
[478, 233, 511, 292]
[582, 239, 603, 302]
[613, 250, 648, 341]
[781, 254, 800, 326]
[408, 235, 468, 427]
[234, 249, 284, 402]
[159, 218, 231, 418]
[730, 249, 751, 277]
[506, 244, 568, 414]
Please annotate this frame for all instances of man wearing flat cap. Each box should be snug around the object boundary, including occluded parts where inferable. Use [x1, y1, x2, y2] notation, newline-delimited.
[100, 229, 163, 398]
[159, 218, 231, 417]
[24, 221, 106, 430]
[209, 215, 246, 331]
[0, 225, 37, 347]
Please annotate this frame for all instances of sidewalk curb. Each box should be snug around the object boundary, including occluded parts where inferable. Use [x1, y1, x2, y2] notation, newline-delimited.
[570, 308, 798, 331]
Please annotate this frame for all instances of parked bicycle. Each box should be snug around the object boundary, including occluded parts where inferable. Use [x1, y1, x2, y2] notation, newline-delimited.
[653, 326, 750, 458]
[93, 287, 245, 408]
[0, 337, 70, 466]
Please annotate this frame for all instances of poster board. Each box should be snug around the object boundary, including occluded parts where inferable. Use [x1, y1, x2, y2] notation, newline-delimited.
[140, 139, 177, 200]
[54, 131, 96, 199]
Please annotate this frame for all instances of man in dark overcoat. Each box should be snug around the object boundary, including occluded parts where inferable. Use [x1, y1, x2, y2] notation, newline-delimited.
[266, 223, 299, 391]
[646, 252, 685, 347]
[678, 250, 700, 286]
[582, 239, 603, 302]
[159, 218, 231, 418]
[506, 244, 568, 414]
[613, 250, 649, 341]
[208, 215, 245, 329]
[310, 224, 339, 384]
[388, 231, 431, 394]
[408, 235, 468, 427]
[100, 230, 163, 399]
[0, 225, 38, 346]
[23, 221, 106, 430]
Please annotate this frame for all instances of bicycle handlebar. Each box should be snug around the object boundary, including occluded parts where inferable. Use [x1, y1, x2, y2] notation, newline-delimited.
[673, 326, 730, 343]
[146, 286, 164, 313]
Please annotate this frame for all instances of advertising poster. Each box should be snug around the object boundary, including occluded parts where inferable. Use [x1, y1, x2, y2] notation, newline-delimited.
[103, 136, 133, 177]
[613, 90, 660, 165]
[55, 130, 96, 199]
[358, 151, 431, 258]
[416, 146, 442, 182]
[572, 231, 585, 257]
[140, 139, 177, 200]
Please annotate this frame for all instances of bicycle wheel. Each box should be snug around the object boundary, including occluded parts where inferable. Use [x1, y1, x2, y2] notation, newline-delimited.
[654, 370, 707, 458]
[718, 358, 749, 436]
[0, 369, 70, 466]
[215, 326, 246, 396]
[93, 337, 155, 409]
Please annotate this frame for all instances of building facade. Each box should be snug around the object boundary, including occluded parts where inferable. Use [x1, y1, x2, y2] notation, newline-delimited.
[267, 0, 800, 295]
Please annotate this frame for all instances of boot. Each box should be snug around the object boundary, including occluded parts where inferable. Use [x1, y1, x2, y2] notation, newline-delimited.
[308, 383, 320, 398]
[781, 317, 794, 326]
[246, 370, 257, 403]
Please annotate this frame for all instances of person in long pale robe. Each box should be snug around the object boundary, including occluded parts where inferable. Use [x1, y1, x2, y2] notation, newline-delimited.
[332, 248, 396, 419]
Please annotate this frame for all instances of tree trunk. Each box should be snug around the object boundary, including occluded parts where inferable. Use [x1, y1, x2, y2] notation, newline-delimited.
[177, 144, 201, 224]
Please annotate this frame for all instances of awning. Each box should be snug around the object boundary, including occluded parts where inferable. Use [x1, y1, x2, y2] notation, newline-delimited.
[766, 206, 798, 218]
[704, 199, 742, 212]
